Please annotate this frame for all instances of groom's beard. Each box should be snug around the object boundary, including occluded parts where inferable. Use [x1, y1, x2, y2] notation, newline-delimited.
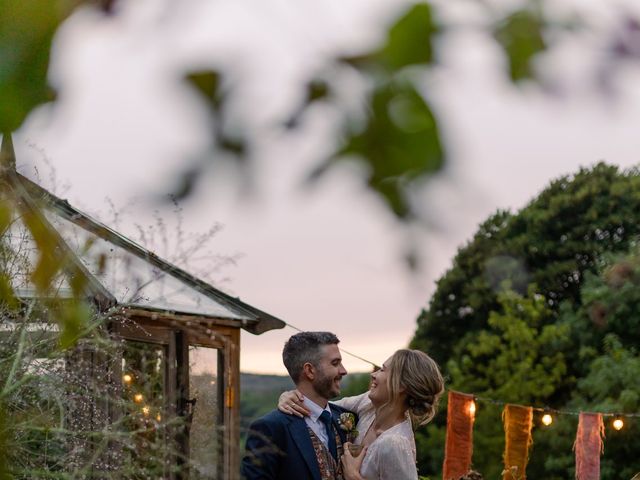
[314, 371, 342, 400]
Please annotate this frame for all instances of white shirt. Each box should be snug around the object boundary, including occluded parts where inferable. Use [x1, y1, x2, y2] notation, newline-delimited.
[303, 397, 333, 449]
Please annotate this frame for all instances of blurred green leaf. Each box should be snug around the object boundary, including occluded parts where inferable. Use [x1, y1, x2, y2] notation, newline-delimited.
[306, 79, 329, 103]
[342, 3, 438, 72]
[284, 79, 330, 129]
[381, 3, 437, 69]
[333, 81, 444, 218]
[68, 265, 87, 297]
[0, 0, 72, 131]
[0, 403, 10, 480]
[0, 274, 18, 311]
[185, 70, 247, 161]
[0, 201, 11, 232]
[185, 70, 222, 111]
[493, 10, 547, 82]
[169, 166, 200, 201]
[218, 134, 246, 156]
[0, 200, 16, 308]
[22, 211, 63, 292]
[20, 211, 90, 348]
[58, 300, 89, 349]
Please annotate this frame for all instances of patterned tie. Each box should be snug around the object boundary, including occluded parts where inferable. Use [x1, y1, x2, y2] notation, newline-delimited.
[319, 410, 338, 460]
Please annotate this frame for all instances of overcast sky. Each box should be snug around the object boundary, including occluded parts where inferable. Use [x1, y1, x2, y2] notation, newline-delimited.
[14, 0, 640, 374]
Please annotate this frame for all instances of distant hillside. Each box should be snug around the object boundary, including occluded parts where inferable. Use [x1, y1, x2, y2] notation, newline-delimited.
[240, 373, 294, 394]
[239, 373, 291, 438]
[240, 371, 370, 401]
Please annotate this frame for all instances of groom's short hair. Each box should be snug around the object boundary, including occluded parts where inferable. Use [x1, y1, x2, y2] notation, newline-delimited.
[282, 331, 340, 383]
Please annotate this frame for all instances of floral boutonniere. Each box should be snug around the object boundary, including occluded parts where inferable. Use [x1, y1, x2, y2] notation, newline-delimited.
[338, 412, 359, 442]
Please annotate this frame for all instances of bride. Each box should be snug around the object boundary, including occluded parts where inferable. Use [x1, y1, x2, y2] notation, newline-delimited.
[279, 349, 444, 480]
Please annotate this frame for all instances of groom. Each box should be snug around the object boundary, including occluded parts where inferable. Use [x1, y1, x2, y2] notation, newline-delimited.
[241, 331, 355, 480]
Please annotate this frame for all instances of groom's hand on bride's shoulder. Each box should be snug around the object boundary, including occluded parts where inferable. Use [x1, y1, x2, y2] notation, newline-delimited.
[278, 389, 310, 418]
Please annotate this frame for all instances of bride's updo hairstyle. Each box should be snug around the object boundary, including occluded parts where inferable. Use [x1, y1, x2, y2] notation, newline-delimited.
[386, 349, 444, 427]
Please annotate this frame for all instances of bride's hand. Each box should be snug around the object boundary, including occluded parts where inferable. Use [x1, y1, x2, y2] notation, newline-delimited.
[341, 443, 367, 480]
[277, 390, 310, 418]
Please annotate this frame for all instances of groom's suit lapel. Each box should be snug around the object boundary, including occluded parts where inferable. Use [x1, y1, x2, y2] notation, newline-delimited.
[287, 416, 322, 480]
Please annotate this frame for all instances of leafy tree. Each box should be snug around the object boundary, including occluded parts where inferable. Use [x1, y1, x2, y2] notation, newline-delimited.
[412, 166, 640, 477]
[552, 250, 640, 478]
[563, 251, 640, 356]
[412, 164, 640, 365]
[448, 290, 570, 404]
[338, 372, 372, 399]
[573, 335, 640, 478]
[417, 289, 571, 478]
[539, 334, 640, 480]
[416, 242, 640, 478]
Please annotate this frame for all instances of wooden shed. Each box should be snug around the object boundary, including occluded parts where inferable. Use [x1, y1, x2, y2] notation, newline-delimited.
[0, 134, 284, 478]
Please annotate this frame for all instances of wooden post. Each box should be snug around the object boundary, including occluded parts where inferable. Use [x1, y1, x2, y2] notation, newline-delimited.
[175, 330, 190, 479]
[225, 329, 241, 480]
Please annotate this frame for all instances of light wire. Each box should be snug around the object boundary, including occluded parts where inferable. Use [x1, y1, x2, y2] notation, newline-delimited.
[283, 322, 380, 369]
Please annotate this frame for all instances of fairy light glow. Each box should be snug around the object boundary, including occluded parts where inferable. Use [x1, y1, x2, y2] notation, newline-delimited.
[613, 418, 624, 430]
[542, 413, 553, 426]
[468, 401, 476, 416]
[123, 374, 132, 384]
[134, 393, 144, 403]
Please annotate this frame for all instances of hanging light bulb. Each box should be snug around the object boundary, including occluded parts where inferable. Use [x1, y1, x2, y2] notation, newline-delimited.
[468, 400, 476, 416]
[541, 413, 553, 426]
[613, 417, 624, 431]
[123, 374, 133, 384]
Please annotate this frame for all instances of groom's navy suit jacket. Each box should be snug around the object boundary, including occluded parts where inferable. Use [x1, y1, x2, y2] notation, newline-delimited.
[241, 403, 356, 480]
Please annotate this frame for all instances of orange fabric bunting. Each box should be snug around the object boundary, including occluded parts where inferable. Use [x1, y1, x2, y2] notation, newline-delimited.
[442, 391, 476, 480]
[502, 404, 533, 480]
[574, 412, 605, 480]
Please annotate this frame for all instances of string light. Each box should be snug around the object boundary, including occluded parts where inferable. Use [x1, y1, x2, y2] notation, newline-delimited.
[284, 322, 379, 368]
[134, 393, 144, 403]
[467, 392, 640, 422]
[142, 406, 150, 416]
[612, 417, 624, 431]
[282, 324, 636, 420]
[285, 323, 639, 426]
[123, 374, 133, 384]
[286, 322, 639, 427]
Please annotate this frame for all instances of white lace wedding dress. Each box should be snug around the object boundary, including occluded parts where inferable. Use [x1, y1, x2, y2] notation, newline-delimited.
[332, 393, 418, 480]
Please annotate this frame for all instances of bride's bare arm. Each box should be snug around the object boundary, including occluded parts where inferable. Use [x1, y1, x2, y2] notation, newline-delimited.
[331, 392, 369, 414]
[278, 389, 370, 418]
[277, 390, 311, 418]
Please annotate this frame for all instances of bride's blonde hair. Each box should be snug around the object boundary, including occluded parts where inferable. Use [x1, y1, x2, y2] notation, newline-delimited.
[386, 349, 444, 427]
